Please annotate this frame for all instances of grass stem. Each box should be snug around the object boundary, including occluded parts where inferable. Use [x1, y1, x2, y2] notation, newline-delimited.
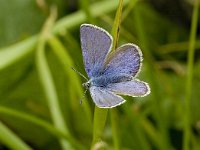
[91, 107, 108, 150]
[183, 1, 199, 150]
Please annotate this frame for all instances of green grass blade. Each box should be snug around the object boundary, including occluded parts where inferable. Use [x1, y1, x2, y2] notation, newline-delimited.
[157, 40, 200, 54]
[91, 1, 128, 149]
[110, 109, 120, 150]
[0, 36, 37, 71]
[133, 5, 171, 150]
[91, 107, 108, 150]
[110, 0, 124, 149]
[111, 0, 124, 51]
[183, 1, 199, 150]
[126, 113, 150, 150]
[53, 0, 129, 34]
[141, 118, 162, 149]
[79, 0, 95, 23]
[35, 7, 74, 150]
[0, 0, 129, 72]
[0, 121, 32, 150]
[48, 36, 92, 127]
[0, 106, 86, 150]
[0, 106, 69, 139]
[122, 0, 138, 22]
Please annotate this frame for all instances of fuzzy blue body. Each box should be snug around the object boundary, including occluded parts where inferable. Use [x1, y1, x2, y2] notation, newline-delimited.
[90, 74, 132, 87]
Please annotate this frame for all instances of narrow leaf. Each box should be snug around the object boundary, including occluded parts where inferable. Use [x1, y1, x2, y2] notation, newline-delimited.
[0, 121, 32, 150]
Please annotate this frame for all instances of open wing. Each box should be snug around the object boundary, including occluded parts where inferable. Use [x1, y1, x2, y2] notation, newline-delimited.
[103, 43, 142, 77]
[107, 79, 150, 97]
[89, 86, 126, 108]
[80, 24, 113, 78]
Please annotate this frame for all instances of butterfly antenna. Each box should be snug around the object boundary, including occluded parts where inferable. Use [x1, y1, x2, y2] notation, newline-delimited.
[71, 67, 88, 81]
[80, 89, 88, 105]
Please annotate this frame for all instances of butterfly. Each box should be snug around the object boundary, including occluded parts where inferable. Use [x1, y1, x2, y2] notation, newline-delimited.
[80, 24, 150, 108]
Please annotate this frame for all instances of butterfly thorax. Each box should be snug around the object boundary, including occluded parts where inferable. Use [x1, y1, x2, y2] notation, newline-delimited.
[89, 74, 133, 88]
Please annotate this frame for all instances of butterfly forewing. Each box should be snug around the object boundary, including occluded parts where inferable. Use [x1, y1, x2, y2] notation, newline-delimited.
[80, 24, 113, 78]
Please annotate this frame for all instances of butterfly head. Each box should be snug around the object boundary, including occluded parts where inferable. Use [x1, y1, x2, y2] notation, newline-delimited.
[82, 81, 91, 89]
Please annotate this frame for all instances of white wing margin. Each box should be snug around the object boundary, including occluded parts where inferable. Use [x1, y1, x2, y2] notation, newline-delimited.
[89, 86, 126, 108]
[107, 79, 150, 97]
[80, 24, 113, 78]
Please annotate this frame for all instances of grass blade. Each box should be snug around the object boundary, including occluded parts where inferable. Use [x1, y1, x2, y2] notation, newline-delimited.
[35, 7, 74, 150]
[0, 106, 86, 150]
[133, 4, 171, 150]
[0, 36, 36, 71]
[0, 121, 32, 150]
[110, 108, 120, 150]
[111, 0, 124, 51]
[91, 107, 108, 150]
[0, 0, 129, 71]
[91, 0, 126, 150]
[110, 0, 124, 149]
[183, 1, 199, 150]
[48, 36, 92, 129]
[79, 0, 95, 23]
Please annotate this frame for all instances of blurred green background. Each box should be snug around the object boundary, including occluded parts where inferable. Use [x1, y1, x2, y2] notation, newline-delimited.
[0, 0, 200, 150]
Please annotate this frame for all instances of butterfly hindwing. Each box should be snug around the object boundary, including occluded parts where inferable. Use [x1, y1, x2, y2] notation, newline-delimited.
[107, 79, 150, 97]
[89, 86, 126, 108]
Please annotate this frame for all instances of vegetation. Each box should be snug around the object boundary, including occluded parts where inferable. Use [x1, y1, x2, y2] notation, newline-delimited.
[0, 0, 199, 149]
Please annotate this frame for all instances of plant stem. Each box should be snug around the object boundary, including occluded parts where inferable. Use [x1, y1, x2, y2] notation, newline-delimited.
[111, 0, 123, 51]
[183, 1, 199, 150]
[91, 107, 108, 150]
[110, 109, 120, 150]
[110, 0, 124, 149]
[91, 0, 126, 149]
[92, 0, 128, 150]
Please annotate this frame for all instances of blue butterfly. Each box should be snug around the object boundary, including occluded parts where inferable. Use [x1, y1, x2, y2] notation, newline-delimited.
[80, 24, 150, 108]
